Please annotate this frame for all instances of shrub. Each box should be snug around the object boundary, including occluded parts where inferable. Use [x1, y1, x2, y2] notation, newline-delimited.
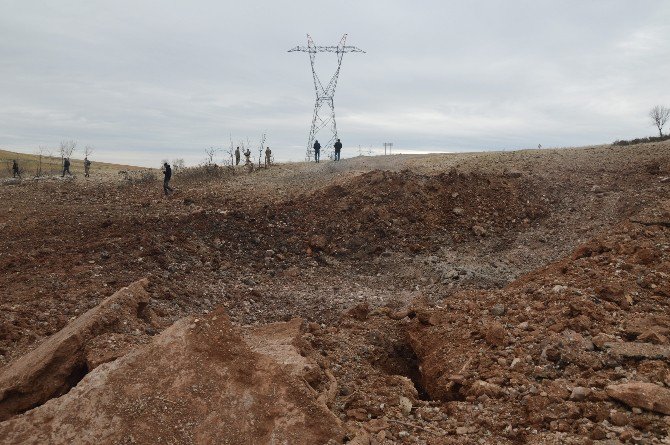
[612, 134, 670, 146]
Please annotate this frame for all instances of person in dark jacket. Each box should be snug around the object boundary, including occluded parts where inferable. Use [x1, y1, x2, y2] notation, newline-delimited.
[12, 160, 20, 178]
[62, 158, 72, 177]
[334, 139, 342, 161]
[84, 157, 91, 177]
[264, 146, 272, 168]
[313, 140, 321, 163]
[235, 146, 240, 165]
[163, 162, 174, 195]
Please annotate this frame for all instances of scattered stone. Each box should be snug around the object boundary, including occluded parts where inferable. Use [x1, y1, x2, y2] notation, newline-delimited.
[456, 426, 477, 435]
[283, 266, 300, 277]
[490, 304, 506, 316]
[609, 411, 628, 427]
[638, 330, 669, 345]
[471, 225, 487, 237]
[388, 308, 412, 320]
[308, 234, 328, 251]
[443, 269, 460, 280]
[569, 386, 591, 401]
[619, 430, 634, 441]
[452, 207, 464, 215]
[346, 408, 368, 421]
[484, 322, 508, 347]
[241, 277, 257, 286]
[606, 382, 670, 415]
[346, 303, 370, 321]
[589, 425, 607, 440]
[399, 396, 412, 416]
[604, 342, 670, 360]
[469, 380, 503, 399]
[592, 333, 615, 349]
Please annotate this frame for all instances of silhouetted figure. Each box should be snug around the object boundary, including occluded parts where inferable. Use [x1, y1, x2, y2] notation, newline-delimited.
[163, 162, 174, 195]
[235, 146, 240, 165]
[12, 160, 20, 178]
[84, 157, 91, 177]
[62, 158, 71, 177]
[334, 139, 342, 161]
[313, 140, 321, 163]
[265, 146, 272, 168]
[243, 148, 252, 164]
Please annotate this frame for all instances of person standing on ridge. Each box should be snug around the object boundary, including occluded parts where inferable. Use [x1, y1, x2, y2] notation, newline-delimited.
[12, 160, 20, 178]
[84, 157, 92, 177]
[162, 162, 174, 195]
[334, 139, 342, 161]
[62, 158, 72, 177]
[265, 146, 272, 168]
[313, 140, 321, 163]
[235, 146, 240, 166]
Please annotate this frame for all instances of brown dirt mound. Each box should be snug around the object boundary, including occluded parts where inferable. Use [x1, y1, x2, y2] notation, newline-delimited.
[276, 169, 547, 257]
[0, 308, 344, 444]
[0, 279, 154, 421]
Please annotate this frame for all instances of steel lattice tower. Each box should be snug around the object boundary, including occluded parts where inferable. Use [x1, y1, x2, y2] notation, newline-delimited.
[289, 34, 364, 161]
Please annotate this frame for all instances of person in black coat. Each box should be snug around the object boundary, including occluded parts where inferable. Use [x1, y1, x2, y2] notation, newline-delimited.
[313, 140, 321, 163]
[334, 139, 342, 161]
[163, 162, 174, 195]
[12, 160, 20, 178]
[62, 158, 72, 177]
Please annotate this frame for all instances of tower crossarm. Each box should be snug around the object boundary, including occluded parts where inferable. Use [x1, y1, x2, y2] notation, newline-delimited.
[288, 46, 365, 53]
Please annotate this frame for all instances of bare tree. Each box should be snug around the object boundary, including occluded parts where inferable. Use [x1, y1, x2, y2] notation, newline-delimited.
[84, 145, 94, 158]
[223, 135, 235, 167]
[35, 145, 49, 177]
[172, 158, 185, 173]
[649, 105, 670, 137]
[257, 133, 267, 168]
[223, 147, 234, 167]
[59, 139, 77, 159]
[204, 147, 219, 166]
[44, 146, 56, 175]
[59, 139, 77, 165]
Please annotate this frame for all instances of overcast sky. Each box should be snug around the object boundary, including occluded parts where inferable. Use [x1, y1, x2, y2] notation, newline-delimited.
[1, 0, 669, 166]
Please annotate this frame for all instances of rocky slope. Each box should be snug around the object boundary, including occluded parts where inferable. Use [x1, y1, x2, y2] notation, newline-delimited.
[0, 141, 669, 444]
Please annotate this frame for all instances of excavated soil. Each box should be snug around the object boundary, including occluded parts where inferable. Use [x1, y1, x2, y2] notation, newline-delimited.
[0, 141, 670, 444]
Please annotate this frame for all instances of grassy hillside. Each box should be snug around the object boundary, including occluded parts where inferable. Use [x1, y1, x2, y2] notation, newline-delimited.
[0, 149, 145, 178]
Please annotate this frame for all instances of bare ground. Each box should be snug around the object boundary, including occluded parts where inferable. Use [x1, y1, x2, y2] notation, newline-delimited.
[0, 141, 669, 444]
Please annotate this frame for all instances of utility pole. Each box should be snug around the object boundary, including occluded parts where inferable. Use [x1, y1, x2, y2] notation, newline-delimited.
[384, 142, 394, 155]
[289, 34, 365, 161]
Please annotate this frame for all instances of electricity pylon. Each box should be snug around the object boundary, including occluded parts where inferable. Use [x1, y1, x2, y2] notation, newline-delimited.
[289, 34, 364, 161]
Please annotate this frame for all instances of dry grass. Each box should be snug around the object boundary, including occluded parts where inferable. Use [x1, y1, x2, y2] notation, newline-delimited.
[0, 149, 145, 178]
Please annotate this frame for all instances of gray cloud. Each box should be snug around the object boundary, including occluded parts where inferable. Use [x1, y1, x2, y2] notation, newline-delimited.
[1, 0, 669, 166]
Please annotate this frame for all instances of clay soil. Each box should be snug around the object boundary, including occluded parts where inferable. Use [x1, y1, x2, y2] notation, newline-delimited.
[1, 141, 670, 444]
